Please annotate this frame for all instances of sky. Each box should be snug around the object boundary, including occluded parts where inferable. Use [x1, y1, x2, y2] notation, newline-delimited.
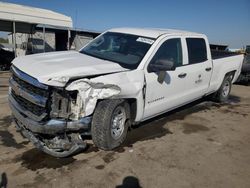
[1, 0, 250, 48]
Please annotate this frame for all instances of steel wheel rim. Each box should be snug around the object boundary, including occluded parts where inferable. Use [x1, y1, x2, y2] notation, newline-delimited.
[111, 106, 126, 140]
[222, 80, 230, 97]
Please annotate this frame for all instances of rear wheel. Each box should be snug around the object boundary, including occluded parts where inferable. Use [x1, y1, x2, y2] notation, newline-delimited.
[213, 75, 232, 102]
[91, 99, 130, 150]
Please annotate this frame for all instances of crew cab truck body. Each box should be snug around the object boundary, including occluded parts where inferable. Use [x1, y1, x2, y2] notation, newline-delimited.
[9, 28, 244, 157]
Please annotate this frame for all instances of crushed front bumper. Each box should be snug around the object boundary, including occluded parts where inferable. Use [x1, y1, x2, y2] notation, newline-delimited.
[14, 120, 87, 157]
[9, 95, 91, 135]
[9, 95, 91, 157]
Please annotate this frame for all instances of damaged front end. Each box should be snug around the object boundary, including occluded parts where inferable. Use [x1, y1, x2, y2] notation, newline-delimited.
[66, 78, 121, 119]
[9, 66, 119, 157]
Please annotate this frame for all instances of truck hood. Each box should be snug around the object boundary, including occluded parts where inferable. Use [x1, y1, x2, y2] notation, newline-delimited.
[12, 51, 128, 87]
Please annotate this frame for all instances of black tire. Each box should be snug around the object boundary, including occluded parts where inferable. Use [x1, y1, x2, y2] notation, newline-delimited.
[213, 75, 232, 103]
[91, 99, 130, 150]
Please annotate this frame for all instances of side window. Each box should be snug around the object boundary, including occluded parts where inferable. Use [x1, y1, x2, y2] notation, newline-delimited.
[186, 38, 207, 64]
[150, 38, 183, 67]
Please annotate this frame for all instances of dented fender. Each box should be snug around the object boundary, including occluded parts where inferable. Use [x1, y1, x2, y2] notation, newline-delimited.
[66, 79, 121, 118]
[66, 70, 145, 121]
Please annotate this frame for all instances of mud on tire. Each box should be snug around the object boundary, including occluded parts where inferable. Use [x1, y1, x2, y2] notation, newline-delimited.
[91, 99, 130, 150]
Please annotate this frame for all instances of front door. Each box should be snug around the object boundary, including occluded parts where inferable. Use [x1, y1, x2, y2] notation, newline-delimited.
[143, 37, 190, 119]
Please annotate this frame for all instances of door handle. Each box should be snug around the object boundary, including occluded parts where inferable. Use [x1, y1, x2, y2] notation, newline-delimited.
[178, 73, 187, 78]
[205, 67, 212, 71]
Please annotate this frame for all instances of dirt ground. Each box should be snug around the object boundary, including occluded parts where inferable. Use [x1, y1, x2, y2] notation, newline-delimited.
[0, 71, 250, 188]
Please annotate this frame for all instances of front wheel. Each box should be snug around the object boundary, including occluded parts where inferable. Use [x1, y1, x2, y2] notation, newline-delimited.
[91, 99, 130, 150]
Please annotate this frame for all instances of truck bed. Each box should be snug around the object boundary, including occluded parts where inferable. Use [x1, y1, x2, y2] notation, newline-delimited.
[211, 50, 241, 60]
[208, 53, 244, 93]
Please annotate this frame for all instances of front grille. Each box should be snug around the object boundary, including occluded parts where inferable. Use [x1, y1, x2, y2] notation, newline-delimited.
[10, 66, 50, 121]
[12, 72, 48, 97]
[11, 90, 46, 116]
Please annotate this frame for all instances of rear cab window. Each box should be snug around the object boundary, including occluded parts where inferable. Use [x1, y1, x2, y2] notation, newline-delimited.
[186, 38, 207, 64]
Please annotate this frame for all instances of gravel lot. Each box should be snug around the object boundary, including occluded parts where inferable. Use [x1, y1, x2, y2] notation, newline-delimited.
[0, 72, 250, 188]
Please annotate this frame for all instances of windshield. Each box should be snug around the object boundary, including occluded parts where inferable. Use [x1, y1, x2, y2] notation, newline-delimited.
[80, 32, 154, 69]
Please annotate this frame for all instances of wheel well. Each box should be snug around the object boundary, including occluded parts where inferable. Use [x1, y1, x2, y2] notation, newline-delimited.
[225, 70, 236, 81]
[126, 98, 137, 123]
[95, 98, 137, 123]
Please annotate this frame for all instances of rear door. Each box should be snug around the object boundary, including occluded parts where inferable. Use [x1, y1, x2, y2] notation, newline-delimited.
[184, 37, 213, 100]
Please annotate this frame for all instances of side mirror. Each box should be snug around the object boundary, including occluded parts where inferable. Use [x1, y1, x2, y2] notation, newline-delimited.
[148, 59, 176, 84]
[148, 59, 176, 73]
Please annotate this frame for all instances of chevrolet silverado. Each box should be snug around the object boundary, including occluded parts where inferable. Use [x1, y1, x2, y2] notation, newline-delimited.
[9, 28, 244, 157]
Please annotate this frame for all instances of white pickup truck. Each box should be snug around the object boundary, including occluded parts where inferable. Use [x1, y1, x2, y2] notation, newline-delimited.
[9, 28, 244, 157]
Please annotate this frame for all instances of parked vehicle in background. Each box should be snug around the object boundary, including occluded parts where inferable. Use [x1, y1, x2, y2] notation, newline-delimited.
[0, 46, 15, 71]
[237, 46, 250, 84]
[9, 28, 244, 157]
[246, 45, 250, 54]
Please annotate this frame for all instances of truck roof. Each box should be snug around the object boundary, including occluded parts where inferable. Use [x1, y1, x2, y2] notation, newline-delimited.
[109, 27, 203, 39]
